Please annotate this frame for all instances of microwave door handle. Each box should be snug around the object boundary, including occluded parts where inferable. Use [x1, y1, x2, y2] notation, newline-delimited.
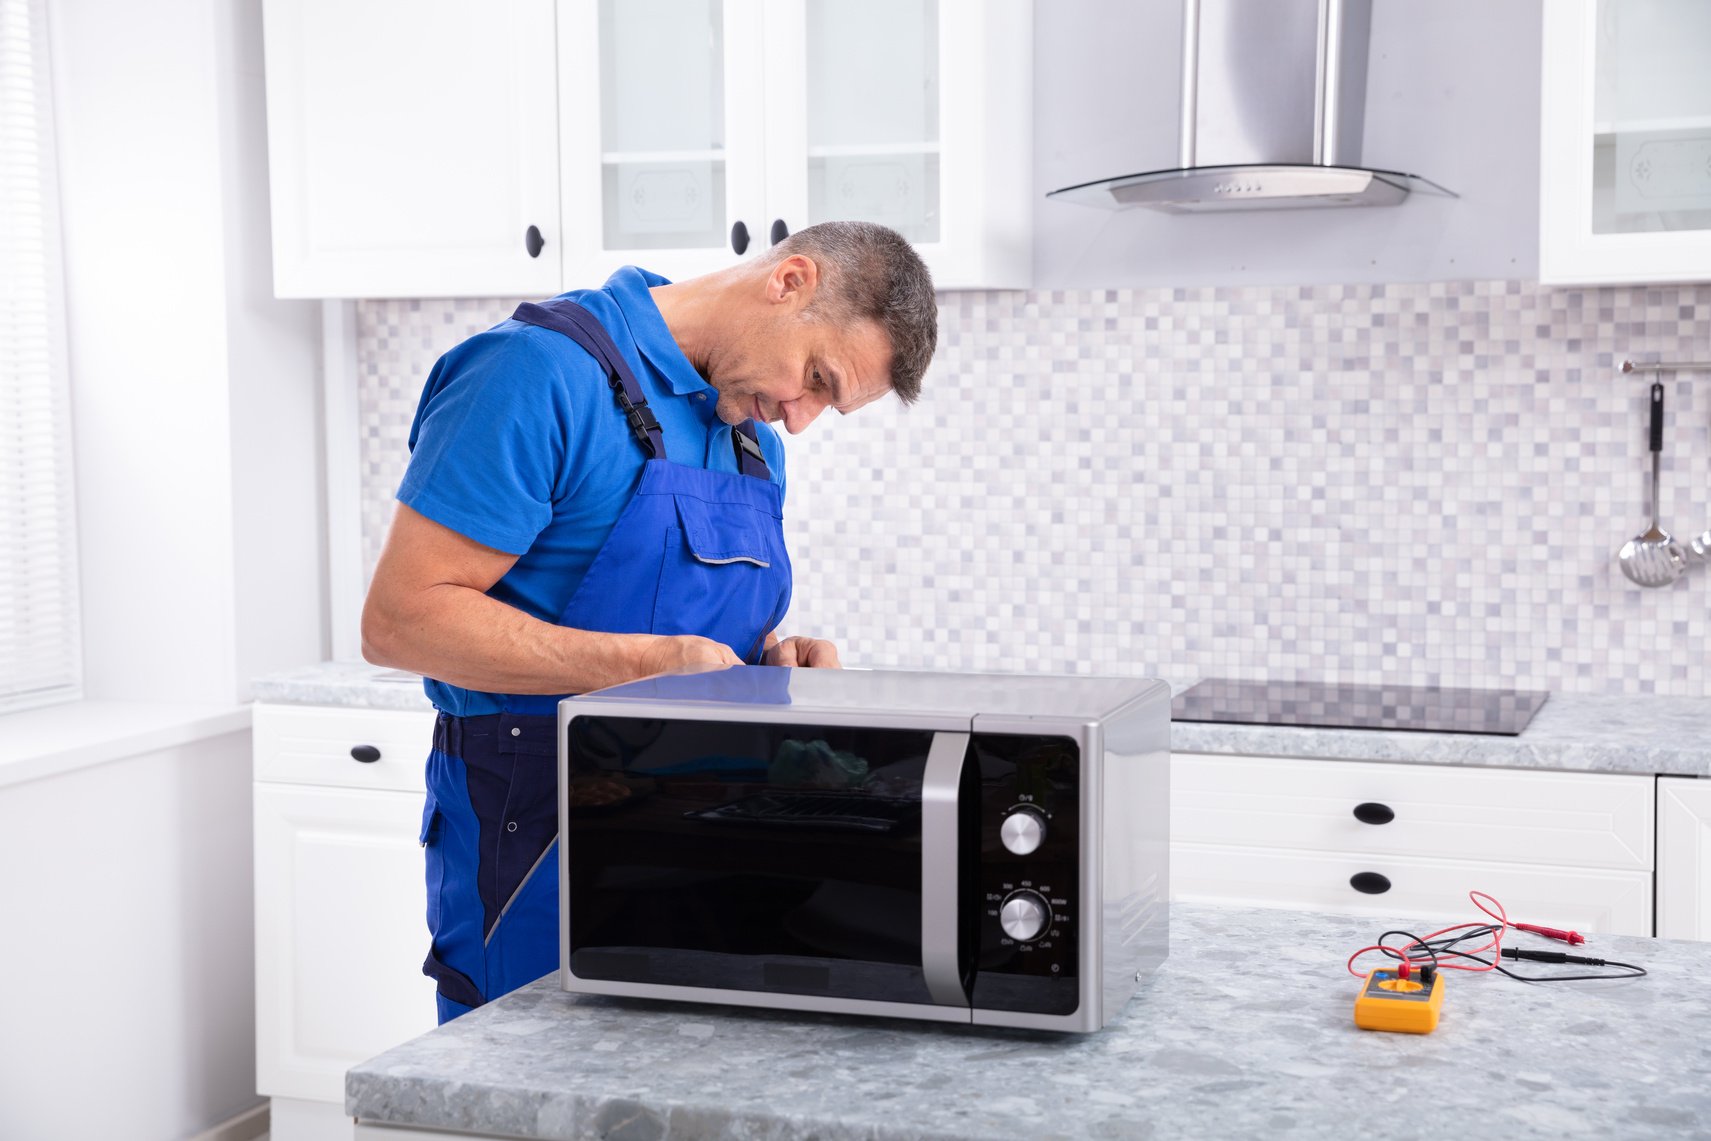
[920, 730, 971, 1006]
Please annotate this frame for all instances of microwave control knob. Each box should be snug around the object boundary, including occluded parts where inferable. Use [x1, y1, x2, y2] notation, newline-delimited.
[1000, 890, 1051, 943]
[1000, 807, 1046, 855]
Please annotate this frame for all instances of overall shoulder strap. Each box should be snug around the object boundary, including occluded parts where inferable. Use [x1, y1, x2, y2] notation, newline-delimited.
[511, 298, 667, 462]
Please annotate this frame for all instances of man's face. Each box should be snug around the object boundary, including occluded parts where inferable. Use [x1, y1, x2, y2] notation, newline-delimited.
[705, 312, 894, 435]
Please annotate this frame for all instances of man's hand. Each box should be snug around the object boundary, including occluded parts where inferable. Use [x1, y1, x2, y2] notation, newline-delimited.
[639, 635, 744, 676]
[762, 635, 842, 668]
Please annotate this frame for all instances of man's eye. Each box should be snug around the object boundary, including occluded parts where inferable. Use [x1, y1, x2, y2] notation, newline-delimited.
[812, 369, 823, 386]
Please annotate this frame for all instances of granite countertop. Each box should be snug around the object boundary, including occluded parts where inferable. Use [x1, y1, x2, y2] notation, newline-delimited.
[347, 902, 1710, 1140]
[254, 661, 1711, 777]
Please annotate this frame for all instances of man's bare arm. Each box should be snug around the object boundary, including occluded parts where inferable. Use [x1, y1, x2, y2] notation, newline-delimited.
[361, 504, 739, 694]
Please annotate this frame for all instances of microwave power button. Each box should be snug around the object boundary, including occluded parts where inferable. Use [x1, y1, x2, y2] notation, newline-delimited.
[999, 806, 1047, 855]
[999, 890, 1052, 943]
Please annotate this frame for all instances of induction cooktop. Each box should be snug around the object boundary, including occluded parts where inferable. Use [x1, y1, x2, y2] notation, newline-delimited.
[1171, 678, 1550, 736]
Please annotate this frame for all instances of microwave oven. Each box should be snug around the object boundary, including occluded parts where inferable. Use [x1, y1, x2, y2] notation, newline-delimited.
[556, 667, 1170, 1032]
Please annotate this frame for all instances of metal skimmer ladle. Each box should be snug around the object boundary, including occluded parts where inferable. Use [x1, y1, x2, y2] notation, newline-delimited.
[1618, 382, 1687, 587]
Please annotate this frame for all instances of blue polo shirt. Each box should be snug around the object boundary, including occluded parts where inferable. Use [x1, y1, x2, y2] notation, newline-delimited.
[397, 266, 787, 717]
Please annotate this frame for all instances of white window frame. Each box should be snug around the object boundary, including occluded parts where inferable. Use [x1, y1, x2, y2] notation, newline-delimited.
[0, 0, 82, 715]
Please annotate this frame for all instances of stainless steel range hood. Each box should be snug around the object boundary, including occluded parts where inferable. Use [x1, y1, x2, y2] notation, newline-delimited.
[1047, 0, 1454, 213]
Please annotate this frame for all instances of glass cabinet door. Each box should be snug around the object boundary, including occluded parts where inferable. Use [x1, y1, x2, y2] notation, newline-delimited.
[559, 0, 767, 283]
[765, 0, 941, 246]
[1591, 0, 1711, 237]
[1541, 0, 1711, 283]
[806, 0, 941, 244]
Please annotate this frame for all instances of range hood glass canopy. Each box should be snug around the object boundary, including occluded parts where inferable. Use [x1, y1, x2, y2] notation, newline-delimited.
[1049, 0, 1455, 213]
[1050, 164, 1454, 213]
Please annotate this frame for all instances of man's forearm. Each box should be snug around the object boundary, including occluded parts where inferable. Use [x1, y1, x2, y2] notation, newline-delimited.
[363, 581, 651, 695]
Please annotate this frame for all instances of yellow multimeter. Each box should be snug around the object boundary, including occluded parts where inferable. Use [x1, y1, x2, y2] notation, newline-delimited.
[1354, 967, 1444, 1034]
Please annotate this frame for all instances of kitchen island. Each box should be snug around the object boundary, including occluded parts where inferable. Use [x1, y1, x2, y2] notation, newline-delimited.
[346, 902, 1710, 1140]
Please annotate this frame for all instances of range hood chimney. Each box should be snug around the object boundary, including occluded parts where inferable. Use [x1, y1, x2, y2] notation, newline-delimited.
[1048, 0, 1454, 213]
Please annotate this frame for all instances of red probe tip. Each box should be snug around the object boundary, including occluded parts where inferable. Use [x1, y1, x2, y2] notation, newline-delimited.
[1515, 923, 1586, 946]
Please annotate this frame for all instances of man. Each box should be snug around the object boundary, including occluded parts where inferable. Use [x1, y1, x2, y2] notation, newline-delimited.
[361, 220, 938, 1022]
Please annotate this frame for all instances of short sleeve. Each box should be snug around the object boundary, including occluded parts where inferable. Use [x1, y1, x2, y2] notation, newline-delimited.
[397, 332, 580, 555]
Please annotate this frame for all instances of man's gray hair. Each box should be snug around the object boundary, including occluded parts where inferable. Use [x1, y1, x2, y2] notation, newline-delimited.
[763, 220, 937, 404]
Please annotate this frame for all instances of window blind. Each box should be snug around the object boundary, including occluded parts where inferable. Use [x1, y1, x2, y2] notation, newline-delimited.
[0, 0, 82, 713]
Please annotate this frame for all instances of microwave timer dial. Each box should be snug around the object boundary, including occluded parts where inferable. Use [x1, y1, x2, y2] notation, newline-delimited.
[999, 889, 1052, 943]
[999, 806, 1047, 855]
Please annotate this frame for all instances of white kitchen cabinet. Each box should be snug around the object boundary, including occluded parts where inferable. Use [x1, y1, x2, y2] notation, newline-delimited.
[1540, 0, 1711, 284]
[261, 0, 563, 299]
[1658, 776, 1711, 940]
[263, 0, 1031, 298]
[559, 0, 1031, 290]
[1171, 754, 1656, 936]
[254, 704, 439, 1141]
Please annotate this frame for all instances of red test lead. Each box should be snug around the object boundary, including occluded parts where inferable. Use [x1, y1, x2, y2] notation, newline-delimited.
[1513, 923, 1585, 946]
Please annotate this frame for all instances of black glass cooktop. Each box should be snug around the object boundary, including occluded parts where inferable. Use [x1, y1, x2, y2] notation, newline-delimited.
[1171, 678, 1550, 736]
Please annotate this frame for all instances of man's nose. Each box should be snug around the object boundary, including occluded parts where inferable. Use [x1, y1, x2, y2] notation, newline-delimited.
[780, 390, 829, 434]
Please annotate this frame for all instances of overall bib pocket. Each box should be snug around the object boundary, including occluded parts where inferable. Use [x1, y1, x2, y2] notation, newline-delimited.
[650, 494, 789, 653]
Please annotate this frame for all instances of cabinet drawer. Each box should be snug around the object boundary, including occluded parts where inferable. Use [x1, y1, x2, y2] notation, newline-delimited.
[1171, 842, 1653, 936]
[254, 704, 436, 792]
[1173, 754, 1654, 871]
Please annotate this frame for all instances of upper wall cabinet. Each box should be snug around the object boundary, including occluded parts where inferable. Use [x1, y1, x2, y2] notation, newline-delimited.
[262, 0, 1031, 299]
[1541, 0, 1711, 284]
[261, 0, 564, 299]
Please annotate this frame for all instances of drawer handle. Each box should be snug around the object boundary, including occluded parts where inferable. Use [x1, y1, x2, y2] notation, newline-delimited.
[350, 744, 382, 764]
[524, 225, 544, 258]
[1349, 872, 1391, 895]
[1352, 802, 1395, 825]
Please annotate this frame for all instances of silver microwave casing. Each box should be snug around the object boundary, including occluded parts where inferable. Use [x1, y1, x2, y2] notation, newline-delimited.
[557, 667, 1171, 1032]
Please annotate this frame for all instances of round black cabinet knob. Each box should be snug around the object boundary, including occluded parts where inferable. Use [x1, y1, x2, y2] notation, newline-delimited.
[1352, 802, 1395, 825]
[350, 744, 382, 764]
[524, 225, 544, 258]
[1349, 871, 1391, 895]
[769, 218, 790, 245]
[730, 220, 750, 255]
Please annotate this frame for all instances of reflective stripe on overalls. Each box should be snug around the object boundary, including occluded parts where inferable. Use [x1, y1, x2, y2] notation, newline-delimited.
[419, 297, 793, 1023]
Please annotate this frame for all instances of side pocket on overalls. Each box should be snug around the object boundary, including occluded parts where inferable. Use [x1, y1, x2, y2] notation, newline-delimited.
[419, 791, 485, 1017]
[420, 793, 443, 933]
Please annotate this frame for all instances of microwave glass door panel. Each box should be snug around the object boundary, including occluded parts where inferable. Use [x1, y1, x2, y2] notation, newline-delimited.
[563, 715, 1080, 1014]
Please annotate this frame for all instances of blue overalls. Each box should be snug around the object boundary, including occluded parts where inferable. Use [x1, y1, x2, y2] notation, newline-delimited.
[419, 297, 792, 1022]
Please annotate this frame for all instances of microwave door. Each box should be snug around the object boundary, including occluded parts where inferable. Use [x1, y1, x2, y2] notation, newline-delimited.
[564, 716, 974, 1010]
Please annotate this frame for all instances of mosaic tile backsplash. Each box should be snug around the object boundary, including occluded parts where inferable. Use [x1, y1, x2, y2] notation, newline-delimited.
[357, 280, 1711, 696]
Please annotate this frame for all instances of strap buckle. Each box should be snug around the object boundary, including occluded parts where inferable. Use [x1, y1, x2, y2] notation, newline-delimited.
[625, 402, 661, 439]
[607, 373, 661, 455]
[733, 428, 764, 462]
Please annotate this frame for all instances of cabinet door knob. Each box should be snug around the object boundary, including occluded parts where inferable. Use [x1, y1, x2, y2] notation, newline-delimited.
[350, 744, 382, 764]
[769, 218, 790, 245]
[1352, 802, 1395, 825]
[524, 225, 544, 258]
[1349, 871, 1391, 895]
[730, 220, 750, 255]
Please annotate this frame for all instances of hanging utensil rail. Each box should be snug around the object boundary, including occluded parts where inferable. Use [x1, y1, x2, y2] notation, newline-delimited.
[1621, 360, 1711, 374]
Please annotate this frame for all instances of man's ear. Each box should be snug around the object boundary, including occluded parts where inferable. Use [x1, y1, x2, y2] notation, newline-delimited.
[765, 254, 819, 309]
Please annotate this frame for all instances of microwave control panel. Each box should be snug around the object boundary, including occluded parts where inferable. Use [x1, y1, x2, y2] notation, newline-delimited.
[969, 732, 1080, 1016]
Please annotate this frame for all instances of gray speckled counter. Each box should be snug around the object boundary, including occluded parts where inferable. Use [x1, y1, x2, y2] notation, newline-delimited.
[256, 662, 1711, 776]
[253, 659, 435, 712]
[347, 902, 1710, 1140]
[1170, 692, 1711, 776]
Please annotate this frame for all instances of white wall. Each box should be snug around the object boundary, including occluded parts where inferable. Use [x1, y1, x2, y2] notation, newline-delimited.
[0, 733, 256, 1140]
[52, 0, 325, 707]
[6, 0, 328, 1136]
